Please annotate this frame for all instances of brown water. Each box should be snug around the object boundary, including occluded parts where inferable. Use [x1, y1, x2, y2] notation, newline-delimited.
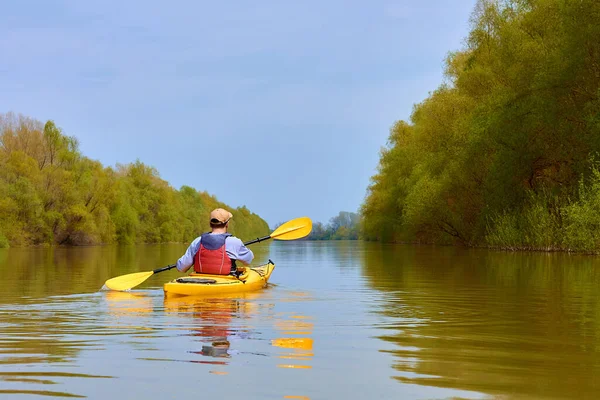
[0, 242, 599, 399]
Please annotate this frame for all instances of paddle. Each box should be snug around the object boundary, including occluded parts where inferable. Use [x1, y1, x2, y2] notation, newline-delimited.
[245, 216, 312, 245]
[103, 216, 312, 291]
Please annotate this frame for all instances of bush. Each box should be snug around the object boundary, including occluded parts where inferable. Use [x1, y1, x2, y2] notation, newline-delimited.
[562, 168, 600, 252]
[485, 190, 563, 251]
[0, 231, 9, 248]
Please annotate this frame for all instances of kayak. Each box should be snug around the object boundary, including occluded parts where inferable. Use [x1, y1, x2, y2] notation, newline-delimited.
[163, 261, 275, 297]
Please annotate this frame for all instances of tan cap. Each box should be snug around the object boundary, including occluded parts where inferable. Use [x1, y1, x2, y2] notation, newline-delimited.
[210, 208, 233, 224]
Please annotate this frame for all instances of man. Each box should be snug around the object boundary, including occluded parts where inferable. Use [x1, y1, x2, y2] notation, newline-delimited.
[176, 208, 254, 275]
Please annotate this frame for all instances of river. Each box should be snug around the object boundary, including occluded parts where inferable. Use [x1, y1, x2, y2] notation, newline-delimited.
[0, 241, 599, 399]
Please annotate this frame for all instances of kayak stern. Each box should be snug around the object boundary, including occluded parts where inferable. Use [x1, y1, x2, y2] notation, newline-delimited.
[163, 261, 275, 297]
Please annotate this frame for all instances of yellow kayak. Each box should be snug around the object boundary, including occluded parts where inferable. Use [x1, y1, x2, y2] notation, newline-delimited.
[163, 261, 275, 297]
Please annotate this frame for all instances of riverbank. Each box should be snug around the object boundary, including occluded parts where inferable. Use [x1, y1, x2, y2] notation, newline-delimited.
[0, 113, 269, 247]
[360, 1, 600, 252]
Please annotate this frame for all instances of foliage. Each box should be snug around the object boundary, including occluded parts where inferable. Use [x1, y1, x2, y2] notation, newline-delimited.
[361, 0, 600, 251]
[0, 113, 269, 246]
[562, 165, 600, 252]
[307, 211, 360, 240]
[0, 230, 8, 248]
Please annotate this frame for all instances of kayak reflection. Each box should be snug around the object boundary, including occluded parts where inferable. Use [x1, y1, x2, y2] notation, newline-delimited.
[163, 292, 267, 359]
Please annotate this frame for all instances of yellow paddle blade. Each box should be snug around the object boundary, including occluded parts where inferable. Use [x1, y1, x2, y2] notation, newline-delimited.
[271, 217, 312, 241]
[104, 271, 154, 291]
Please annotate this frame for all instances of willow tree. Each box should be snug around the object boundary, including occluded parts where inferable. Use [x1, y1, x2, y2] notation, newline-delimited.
[362, 0, 600, 250]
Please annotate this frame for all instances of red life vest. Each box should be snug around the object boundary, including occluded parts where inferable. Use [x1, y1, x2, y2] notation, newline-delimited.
[193, 233, 233, 275]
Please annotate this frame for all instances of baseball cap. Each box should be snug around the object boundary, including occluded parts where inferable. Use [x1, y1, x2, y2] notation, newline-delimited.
[210, 208, 233, 224]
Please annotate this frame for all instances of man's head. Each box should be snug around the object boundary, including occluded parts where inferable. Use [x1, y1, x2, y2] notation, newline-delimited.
[210, 208, 233, 229]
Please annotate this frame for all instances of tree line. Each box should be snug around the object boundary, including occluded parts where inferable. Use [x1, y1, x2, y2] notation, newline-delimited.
[0, 113, 269, 247]
[361, 0, 600, 252]
[306, 211, 359, 240]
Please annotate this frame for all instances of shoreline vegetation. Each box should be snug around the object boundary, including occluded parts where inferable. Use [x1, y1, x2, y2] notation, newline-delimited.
[306, 211, 359, 240]
[360, 0, 600, 254]
[0, 113, 269, 248]
[3, 1, 600, 255]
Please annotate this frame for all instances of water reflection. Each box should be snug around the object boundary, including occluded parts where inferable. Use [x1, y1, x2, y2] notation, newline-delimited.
[0, 243, 273, 300]
[0, 245, 186, 300]
[0, 295, 114, 397]
[104, 291, 154, 316]
[0, 301, 102, 365]
[270, 292, 314, 400]
[273, 312, 314, 370]
[362, 244, 600, 399]
[272, 337, 313, 369]
[103, 291, 159, 342]
[4, 241, 598, 399]
[163, 292, 270, 367]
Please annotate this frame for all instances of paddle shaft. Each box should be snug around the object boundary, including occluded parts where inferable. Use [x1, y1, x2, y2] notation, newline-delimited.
[244, 235, 271, 246]
[153, 264, 177, 274]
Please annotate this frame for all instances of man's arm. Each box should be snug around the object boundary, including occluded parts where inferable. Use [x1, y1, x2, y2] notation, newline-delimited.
[176, 237, 201, 272]
[226, 237, 254, 265]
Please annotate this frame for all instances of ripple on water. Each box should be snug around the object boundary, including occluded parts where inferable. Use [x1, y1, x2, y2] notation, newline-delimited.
[2, 242, 600, 399]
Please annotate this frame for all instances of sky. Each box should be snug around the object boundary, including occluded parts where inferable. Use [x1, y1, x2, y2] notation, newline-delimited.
[0, 0, 477, 227]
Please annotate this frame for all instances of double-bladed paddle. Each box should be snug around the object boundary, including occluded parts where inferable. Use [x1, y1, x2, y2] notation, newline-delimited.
[103, 216, 312, 291]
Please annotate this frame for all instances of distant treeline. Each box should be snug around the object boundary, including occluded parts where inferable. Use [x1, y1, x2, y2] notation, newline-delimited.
[0, 113, 269, 247]
[307, 211, 359, 240]
[361, 0, 600, 252]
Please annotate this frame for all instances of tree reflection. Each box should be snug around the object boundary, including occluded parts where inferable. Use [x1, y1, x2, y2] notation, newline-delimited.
[361, 243, 600, 399]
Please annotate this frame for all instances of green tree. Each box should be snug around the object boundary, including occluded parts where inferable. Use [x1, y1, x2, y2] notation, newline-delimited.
[0, 113, 270, 246]
[361, 0, 600, 251]
[307, 212, 360, 240]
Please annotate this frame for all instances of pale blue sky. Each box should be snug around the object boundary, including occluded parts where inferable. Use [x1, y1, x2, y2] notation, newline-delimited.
[0, 0, 477, 227]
